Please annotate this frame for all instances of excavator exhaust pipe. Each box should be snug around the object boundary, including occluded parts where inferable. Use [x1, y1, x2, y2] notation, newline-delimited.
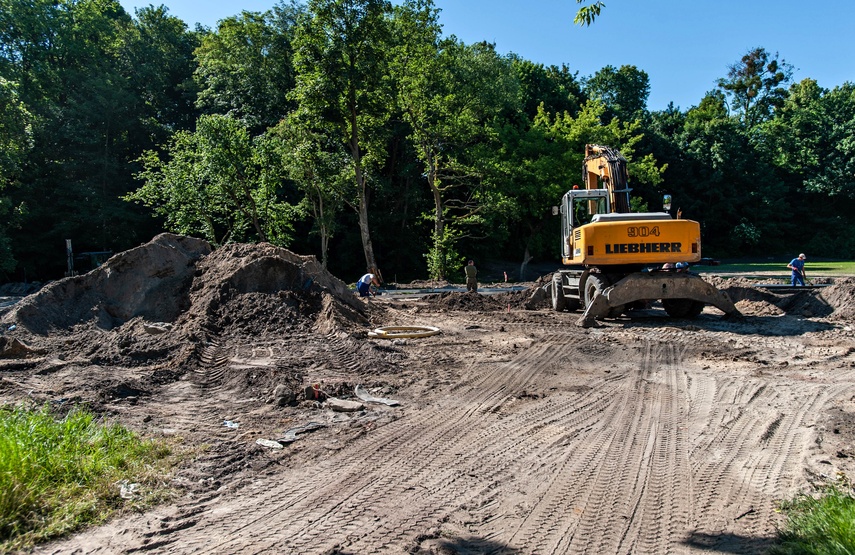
[577, 273, 740, 328]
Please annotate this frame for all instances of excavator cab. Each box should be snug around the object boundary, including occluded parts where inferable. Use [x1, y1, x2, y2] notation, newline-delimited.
[558, 189, 610, 260]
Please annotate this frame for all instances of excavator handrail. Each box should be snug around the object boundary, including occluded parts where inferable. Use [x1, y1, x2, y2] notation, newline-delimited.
[591, 212, 672, 223]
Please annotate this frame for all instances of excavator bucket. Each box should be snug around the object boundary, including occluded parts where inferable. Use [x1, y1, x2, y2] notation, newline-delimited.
[577, 272, 740, 328]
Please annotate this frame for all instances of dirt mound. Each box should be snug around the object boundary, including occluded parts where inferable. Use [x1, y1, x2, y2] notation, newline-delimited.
[820, 278, 855, 320]
[493, 285, 549, 310]
[417, 285, 547, 312]
[422, 291, 505, 311]
[4, 234, 212, 334]
[702, 275, 836, 317]
[0, 235, 371, 368]
[172, 241, 366, 339]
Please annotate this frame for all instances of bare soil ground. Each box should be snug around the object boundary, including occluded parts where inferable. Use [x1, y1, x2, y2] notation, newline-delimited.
[3, 234, 855, 554]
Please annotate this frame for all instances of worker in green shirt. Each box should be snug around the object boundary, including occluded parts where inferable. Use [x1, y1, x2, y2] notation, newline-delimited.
[464, 260, 478, 293]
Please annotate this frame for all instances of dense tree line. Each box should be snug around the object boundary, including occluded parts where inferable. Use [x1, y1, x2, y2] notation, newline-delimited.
[1, 0, 854, 284]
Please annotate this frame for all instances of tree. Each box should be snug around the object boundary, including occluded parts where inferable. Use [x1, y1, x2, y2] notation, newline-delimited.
[121, 5, 201, 145]
[0, 78, 32, 275]
[0, 0, 160, 278]
[392, 2, 519, 278]
[717, 47, 793, 127]
[510, 57, 583, 119]
[194, 3, 303, 133]
[127, 114, 303, 246]
[756, 79, 855, 256]
[585, 64, 649, 122]
[270, 118, 348, 268]
[654, 91, 787, 256]
[290, 0, 394, 274]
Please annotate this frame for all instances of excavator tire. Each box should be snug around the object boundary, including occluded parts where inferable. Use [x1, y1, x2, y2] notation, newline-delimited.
[662, 298, 705, 318]
[551, 274, 566, 312]
[584, 275, 623, 318]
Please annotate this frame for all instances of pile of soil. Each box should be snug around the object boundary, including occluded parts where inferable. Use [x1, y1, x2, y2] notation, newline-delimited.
[820, 277, 855, 320]
[417, 281, 548, 312]
[421, 291, 505, 311]
[0, 234, 371, 368]
[705, 275, 836, 317]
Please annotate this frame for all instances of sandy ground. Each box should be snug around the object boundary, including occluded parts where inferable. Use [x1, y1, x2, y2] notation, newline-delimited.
[2, 234, 855, 555]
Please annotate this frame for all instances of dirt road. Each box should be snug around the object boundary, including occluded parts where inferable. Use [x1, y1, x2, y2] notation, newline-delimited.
[3, 236, 855, 554]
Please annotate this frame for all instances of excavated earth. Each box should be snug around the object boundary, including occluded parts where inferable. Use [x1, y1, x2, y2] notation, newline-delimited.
[2, 234, 855, 554]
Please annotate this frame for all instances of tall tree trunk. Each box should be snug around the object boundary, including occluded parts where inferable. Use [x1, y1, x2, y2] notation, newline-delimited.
[428, 156, 445, 279]
[350, 107, 376, 273]
[520, 222, 542, 280]
[519, 246, 534, 282]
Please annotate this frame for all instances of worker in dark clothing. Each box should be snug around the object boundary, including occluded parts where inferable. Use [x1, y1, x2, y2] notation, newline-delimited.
[464, 260, 478, 293]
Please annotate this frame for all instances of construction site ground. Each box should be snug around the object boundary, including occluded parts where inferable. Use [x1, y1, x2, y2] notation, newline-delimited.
[3, 234, 855, 555]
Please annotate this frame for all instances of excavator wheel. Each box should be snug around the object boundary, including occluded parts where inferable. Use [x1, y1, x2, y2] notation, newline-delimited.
[662, 299, 705, 318]
[584, 274, 623, 318]
[551, 274, 566, 312]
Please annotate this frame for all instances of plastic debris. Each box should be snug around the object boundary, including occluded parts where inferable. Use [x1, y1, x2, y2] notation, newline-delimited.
[277, 421, 326, 443]
[256, 438, 284, 449]
[223, 420, 239, 429]
[326, 397, 364, 412]
[354, 385, 400, 406]
[117, 479, 140, 500]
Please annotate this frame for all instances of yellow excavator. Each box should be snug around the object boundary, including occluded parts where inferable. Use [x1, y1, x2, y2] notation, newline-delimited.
[552, 144, 739, 327]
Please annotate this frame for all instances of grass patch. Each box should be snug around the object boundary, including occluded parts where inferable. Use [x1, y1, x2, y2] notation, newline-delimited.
[708, 260, 855, 276]
[770, 479, 855, 555]
[0, 403, 180, 552]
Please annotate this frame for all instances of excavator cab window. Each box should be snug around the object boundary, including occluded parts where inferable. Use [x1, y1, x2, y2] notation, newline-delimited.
[572, 196, 606, 227]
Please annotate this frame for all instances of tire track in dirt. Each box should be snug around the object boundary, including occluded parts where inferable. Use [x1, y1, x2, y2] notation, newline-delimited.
[37, 315, 855, 555]
[43, 328, 615, 554]
[192, 332, 592, 554]
[484, 339, 693, 554]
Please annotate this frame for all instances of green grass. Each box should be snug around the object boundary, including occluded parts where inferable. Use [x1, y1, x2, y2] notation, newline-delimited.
[770, 479, 855, 555]
[0, 403, 179, 552]
[701, 260, 855, 276]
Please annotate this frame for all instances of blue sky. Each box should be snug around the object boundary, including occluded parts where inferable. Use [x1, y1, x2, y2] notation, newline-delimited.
[119, 0, 855, 111]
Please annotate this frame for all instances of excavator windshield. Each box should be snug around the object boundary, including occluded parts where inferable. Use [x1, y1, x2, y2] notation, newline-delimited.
[572, 196, 607, 226]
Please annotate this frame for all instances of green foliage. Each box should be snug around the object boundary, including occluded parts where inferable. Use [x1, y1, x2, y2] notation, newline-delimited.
[0, 78, 32, 275]
[0, 404, 176, 551]
[717, 47, 794, 127]
[0, 78, 32, 188]
[424, 227, 464, 281]
[391, 1, 520, 278]
[574, 0, 605, 26]
[126, 114, 303, 246]
[268, 118, 347, 266]
[290, 0, 394, 271]
[584, 65, 650, 122]
[510, 57, 583, 118]
[122, 5, 200, 142]
[770, 478, 855, 555]
[194, 5, 302, 132]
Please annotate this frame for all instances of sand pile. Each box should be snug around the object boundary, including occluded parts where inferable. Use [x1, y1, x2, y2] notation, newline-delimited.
[0, 234, 370, 365]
